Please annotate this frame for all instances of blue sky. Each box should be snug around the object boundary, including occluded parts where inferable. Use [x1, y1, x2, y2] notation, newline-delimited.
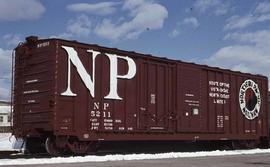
[0, 0, 270, 100]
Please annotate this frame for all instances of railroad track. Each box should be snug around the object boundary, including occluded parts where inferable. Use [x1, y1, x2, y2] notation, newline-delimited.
[0, 151, 53, 159]
[0, 150, 122, 159]
[0, 141, 257, 159]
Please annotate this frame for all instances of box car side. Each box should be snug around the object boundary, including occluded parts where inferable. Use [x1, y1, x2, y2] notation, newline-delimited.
[54, 39, 268, 142]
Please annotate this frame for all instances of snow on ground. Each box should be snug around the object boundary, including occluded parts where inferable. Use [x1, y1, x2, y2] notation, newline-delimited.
[0, 133, 14, 151]
[0, 133, 23, 151]
[1, 148, 270, 166]
[1, 134, 270, 166]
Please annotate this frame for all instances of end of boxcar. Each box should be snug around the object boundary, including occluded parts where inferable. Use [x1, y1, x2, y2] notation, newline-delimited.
[12, 36, 56, 154]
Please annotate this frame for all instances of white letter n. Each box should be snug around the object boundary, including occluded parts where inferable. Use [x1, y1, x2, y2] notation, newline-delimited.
[61, 46, 99, 97]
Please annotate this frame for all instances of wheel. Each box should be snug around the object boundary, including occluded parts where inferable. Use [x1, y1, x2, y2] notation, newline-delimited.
[67, 138, 98, 155]
[25, 137, 46, 154]
[45, 137, 62, 156]
[87, 141, 99, 155]
[231, 141, 241, 150]
[241, 140, 258, 149]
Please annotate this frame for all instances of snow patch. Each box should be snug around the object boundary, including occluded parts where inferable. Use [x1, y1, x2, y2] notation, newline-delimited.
[1, 133, 270, 165]
[0, 133, 14, 150]
[1, 148, 270, 166]
[0, 133, 23, 151]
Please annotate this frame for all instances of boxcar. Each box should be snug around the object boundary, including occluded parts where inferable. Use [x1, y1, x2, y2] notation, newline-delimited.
[12, 36, 269, 155]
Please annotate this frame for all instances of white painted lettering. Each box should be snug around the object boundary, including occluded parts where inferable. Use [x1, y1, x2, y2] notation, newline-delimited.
[61, 46, 99, 97]
[104, 54, 136, 100]
[61, 46, 137, 100]
[94, 102, 99, 110]
[103, 103, 109, 110]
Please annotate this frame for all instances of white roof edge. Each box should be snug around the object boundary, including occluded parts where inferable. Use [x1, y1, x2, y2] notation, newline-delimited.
[0, 106, 11, 113]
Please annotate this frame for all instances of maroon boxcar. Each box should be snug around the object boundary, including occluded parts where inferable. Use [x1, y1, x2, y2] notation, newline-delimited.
[12, 36, 269, 155]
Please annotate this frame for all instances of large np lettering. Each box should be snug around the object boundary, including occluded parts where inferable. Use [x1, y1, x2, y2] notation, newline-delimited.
[61, 46, 136, 100]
